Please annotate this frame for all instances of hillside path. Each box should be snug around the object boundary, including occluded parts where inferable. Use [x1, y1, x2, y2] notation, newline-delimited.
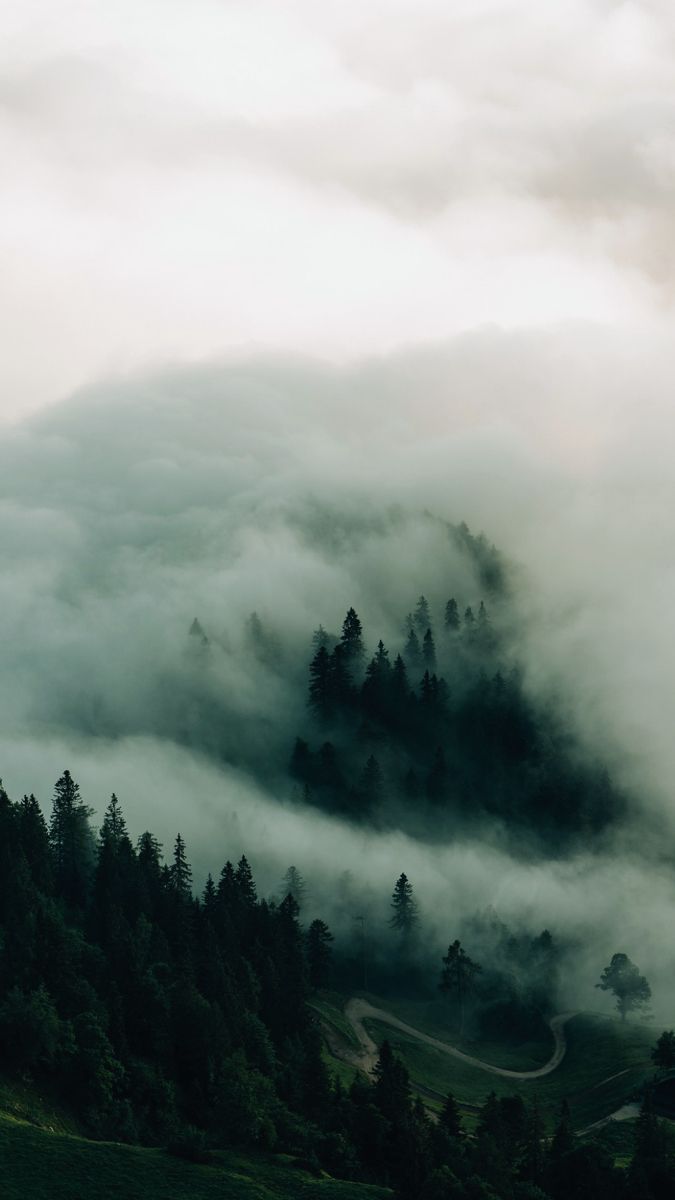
[344, 997, 578, 1080]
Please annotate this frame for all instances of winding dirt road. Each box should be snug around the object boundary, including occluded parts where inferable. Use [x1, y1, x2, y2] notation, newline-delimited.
[343, 997, 578, 1080]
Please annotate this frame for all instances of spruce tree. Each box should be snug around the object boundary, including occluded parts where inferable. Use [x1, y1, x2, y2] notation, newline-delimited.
[306, 918, 334, 989]
[404, 626, 421, 667]
[389, 873, 419, 935]
[360, 756, 384, 811]
[439, 940, 481, 1034]
[49, 770, 94, 907]
[414, 596, 431, 634]
[444, 598, 460, 631]
[308, 645, 332, 721]
[340, 607, 364, 665]
[422, 628, 436, 670]
[281, 865, 307, 910]
[169, 833, 192, 896]
[18, 794, 51, 890]
[439, 1092, 462, 1138]
[235, 855, 257, 905]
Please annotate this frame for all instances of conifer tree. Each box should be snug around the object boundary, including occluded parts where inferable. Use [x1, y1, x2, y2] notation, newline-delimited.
[49, 770, 94, 907]
[439, 1092, 462, 1138]
[464, 606, 475, 626]
[360, 756, 384, 811]
[202, 873, 217, 914]
[439, 940, 481, 1034]
[404, 626, 421, 667]
[389, 873, 419, 935]
[306, 919, 334, 989]
[311, 624, 331, 651]
[18, 794, 51, 890]
[99, 794, 129, 851]
[340, 607, 364, 665]
[308, 645, 332, 721]
[414, 596, 431, 633]
[235, 855, 257, 905]
[281, 865, 307, 910]
[422, 628, 436, 670]
[444, 598, 460, 631]
[169, 833, 192, 897]
[426, 747, 447, 804]
[217, 860, 237, 906]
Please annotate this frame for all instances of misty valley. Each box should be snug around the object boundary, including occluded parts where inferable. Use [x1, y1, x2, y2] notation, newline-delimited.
[1, 471, 674, 1200]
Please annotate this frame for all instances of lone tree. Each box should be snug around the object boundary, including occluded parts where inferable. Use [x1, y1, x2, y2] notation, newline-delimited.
[439, 940, 482, 1034]
[389, 873, 419, 936]
[652, 1030, 675, 1072]
[596, 952, 651, 1021]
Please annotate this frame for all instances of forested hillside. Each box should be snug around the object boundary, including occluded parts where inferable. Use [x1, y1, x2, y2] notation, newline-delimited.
[0, 772, 671, 1199]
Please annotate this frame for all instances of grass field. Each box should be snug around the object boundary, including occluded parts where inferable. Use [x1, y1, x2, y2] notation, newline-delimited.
[0, 1113, 392, 1200]
[314, 990, 656, 1134]
[364, 1011, 655, 1131]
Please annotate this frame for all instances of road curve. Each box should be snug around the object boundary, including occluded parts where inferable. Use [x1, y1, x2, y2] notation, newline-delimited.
[344, 997, 579, 1080]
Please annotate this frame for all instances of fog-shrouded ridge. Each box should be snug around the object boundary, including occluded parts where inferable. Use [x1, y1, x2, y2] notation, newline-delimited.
[3, 332, 675, 1015]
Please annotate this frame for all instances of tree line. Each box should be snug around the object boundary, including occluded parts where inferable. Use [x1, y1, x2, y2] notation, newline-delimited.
[290, 601, 622, 845]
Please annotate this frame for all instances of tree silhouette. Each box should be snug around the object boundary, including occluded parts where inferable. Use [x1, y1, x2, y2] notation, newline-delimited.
[439, 940, 481, 1034]
[444, 599, 460, 631]
[389, 873, 419, 936]
[596, 952, 651, 1020]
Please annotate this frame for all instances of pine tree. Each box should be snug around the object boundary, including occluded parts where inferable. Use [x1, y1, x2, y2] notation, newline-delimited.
[189, 617, 209, 645]
[340, 608, 364, 665]
[49, 770, 94, 907]
[652, 1029, 675, 1071]
[414, 596, 431, 634]
[306, 919, 334, 989]
[99, 794, 129, 851]
[422, 628, 436, 670]
[444, 599, 460, 631]
[389, 873, 419, 935]
[361, 642, 391, 717]
[311, 624, 330, 651]
[328, 643, 353, 708]
[202, 873, 217, 914]
[169, 833, 192, 896]
[439, 1092, 463, 1138]
[404, 626, 421, 667]
[373, 1039, 411, 1125]
[217, 860, 237, 907]
[18, 794, 51, 890]
[360, 756, 384, 811]
[235, 855, 257, 905]
[281, 865, 307, 910]
[464, 606, 475, 627]
[308, 645, 332, 722]
[439, 940, 481, 1034]
[549, 1099, 573, 1164]
[426, 747, 447, 804]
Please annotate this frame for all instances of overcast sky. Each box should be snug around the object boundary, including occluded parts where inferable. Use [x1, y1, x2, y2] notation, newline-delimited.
[2, 0, 675, 419]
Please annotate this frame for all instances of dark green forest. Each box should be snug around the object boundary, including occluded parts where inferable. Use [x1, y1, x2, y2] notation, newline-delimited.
[284, 591, 620, 848]
[0, 772, 673, 1199]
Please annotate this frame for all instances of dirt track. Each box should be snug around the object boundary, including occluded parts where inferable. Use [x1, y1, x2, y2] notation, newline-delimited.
[343, 997, 578, 1080]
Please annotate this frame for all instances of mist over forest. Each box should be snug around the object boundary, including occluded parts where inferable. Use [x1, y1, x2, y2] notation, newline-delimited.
[2, 339, 675, 1022]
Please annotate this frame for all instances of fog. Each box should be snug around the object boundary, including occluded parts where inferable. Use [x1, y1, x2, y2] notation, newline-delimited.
[4, 0, 675, 1021]
[2, 335, 675, 1016]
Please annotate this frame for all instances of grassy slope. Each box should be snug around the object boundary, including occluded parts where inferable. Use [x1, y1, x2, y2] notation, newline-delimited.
[363, 1012, 655, 1130]
[0, 1074, 389, 1200]
[314, 991, 655, 1133]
